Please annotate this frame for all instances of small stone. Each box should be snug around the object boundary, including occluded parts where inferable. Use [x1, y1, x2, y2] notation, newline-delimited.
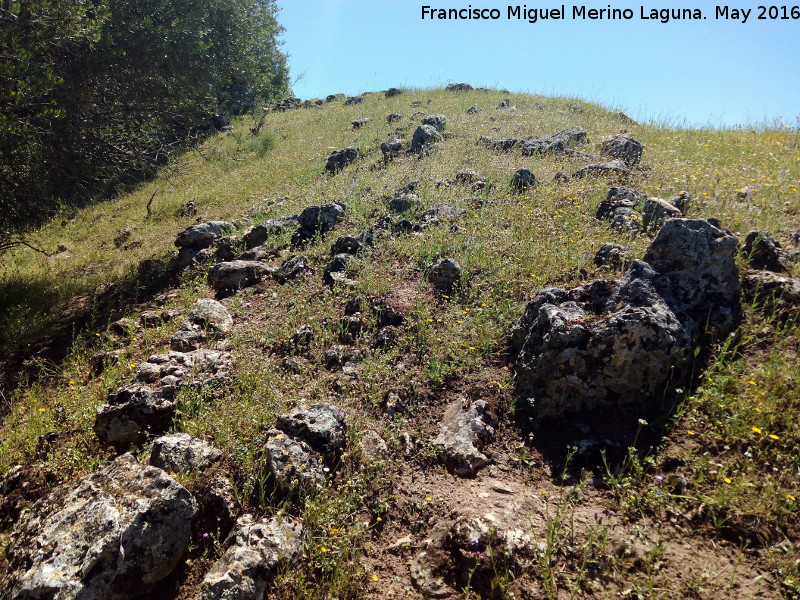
[433, 400, 496, 477]
[274, 254, 311, 283]
[511, 169, 537, 192]
[427, 258, 462, 293]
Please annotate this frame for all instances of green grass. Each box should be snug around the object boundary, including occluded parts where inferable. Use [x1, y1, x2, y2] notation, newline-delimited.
[1, 87, 799, 599]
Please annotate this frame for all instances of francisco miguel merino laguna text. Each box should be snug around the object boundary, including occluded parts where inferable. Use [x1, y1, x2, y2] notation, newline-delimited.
[422, 5, 740, 24]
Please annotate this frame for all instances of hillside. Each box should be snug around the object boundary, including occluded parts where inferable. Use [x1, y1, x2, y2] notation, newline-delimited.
[0, 87, 799, 599]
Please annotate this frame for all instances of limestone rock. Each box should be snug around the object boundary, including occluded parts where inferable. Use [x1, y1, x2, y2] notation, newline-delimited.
[264, 430, 326, 491]
[149, 433, 222, 473]
[174, 221, 232, 250]
[208, 260, 272, 291]
[597, 132, 644, 166]
[186, 298, 233, 334]
[642, 197, 683, 232]
[199, 514, 303, 600]
[7, 454, 196, 600]
[274, 254, 311, 283]
[433, 400, 496, 476]
[276, 403, 347, 460]
[94, 386, 176, 449]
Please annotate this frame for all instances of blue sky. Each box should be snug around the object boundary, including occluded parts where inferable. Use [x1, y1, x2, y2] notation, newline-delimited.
[275, 0, 799, 128]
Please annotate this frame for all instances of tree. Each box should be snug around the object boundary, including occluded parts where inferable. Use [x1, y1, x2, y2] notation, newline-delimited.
[0, 0, 289, 234]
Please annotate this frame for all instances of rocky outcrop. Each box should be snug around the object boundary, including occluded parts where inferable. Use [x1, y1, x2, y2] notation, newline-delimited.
[276, 403, 347, 461]
[199, 515, 303, 600]
[421, 114, 448, 131]
[6, 454, 196, 600]
[264, 429, 326, 492]
[521, 126, 588, 156]
[446, 83, 473, 91]
[94, 386, 176, 449]
[512, 219, 740, 422]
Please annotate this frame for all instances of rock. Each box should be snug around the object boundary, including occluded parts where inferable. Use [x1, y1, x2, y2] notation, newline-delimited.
[140, 309, 173, 328]
[380, 139, 405, 162]
[572, 160, 630, 179]
[668, 191, 691, 213]
[6, 454, 196, 600]
[455, 169, 480, 183]
[186, 298, 233, 334]
[466, 106, 483, 114]
[521, 126, 588, 156]
[498, 99, 511, 108]
[384, 392, 407, 417]
[385, 87, 403, 98]
[446, 83, 473, 91]
[330, 235, 362, 255]
[421, 114, 448, 131]
[428, 258, 462, 293]
[596, 187, 646, 232]
[513, 219, 740, 422]
[386, 113, 403, 123]
[511, 169, 537, 192]
[389, 192, 420, 213]
[170, 327, 205, 352]
[242, 216, 299, 248]
[174, 221, 232, 250]
[94, 386, 176, 449]
[597, 132, 644, 166]
[323, 253, 355, 286]
[360, 429, 388, 461]
[338, 314, 368, 343]
[352, 118, 370, 129]
[344, 95, 364, 106]
[274, 254, 311, 283]
[208, 260, 272, 291]
[433, 400, 496, 476]
[273, 96, 301, 111]
[642, 197, 683, 232]
[199, 514, 303, 600]
[284, 325, 314, 353]
[276, 403, 347, 460]
[298, 202, 346, 234]
[264, 430, 326, 491]
[411, 124, 443, 154]
[113, 226, 134, 248]
[479, 137, 520, 152]
[236, 245, 271, 261]
[418, 204, 467, 228]
[742, 271, 800, 314]
[325, 147, 359, 174]
[325, 93, 342, 102]
[149, 433, 222, 473]
[373, 325, 402, 349]
[372, 301, 406, 327]
[322, 345, 364, 370]
[743, 230, 790, 273]
[593, 242, 630, 269]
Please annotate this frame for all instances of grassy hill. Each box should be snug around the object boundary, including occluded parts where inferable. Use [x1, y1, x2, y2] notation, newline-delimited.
[0, 88, 799, 599]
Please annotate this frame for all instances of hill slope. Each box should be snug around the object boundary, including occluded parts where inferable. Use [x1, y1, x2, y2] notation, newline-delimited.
[1, 88, 799, 599]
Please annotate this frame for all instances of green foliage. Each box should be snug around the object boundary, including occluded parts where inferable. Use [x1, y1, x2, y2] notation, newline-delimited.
[0, 0, 288, 232]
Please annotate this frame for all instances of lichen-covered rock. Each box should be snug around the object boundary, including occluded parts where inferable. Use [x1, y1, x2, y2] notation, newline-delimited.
[174, 221, 232, 250]
[325, 147, 359, 173]
[199, 514, 303, 600]
[411, 124, 443, 153]
[6, 454, 196, 600]
[642, 197, 683, 232]
[421, 114, 448, 131]
[594, 242, 630, 269]
[323, 253, 355, 286]
[743, 230, 790, 273]
[427, 258, 462, 293]
[344, 95, 364, 105]
[276, 403, 346, 460]
[274, 254, 311, 283]
[513, 219, 740, 422]
[352, 118, 370, 129]
[185, 298, 233, 334]
[330, 235, 362, 255]
[208, 260, 272, 291]
[385, 87, 403, 98]
[298, 202, 346, 234]
[446, 82, 473, 91]
[433, 400, 496, 476]
[388, 192, 420, 213]
[94, 386, 176, 449]
[742, 271, 800, 314]
[264, 430, 326, 491]
[380, 139, 404, 161]
[597, 132, 644, 166]
[149, 433, 222, 473]
[479, 137, 520, 152]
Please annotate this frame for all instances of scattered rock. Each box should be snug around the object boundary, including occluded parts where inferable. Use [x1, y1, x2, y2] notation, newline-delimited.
[242, 216, 299, 248]
[298, 202, 346, 236]
[498, 98, 511, 108]
[323, 253, 356, 286]
[384, 392, 407, 417]
[743, 230, 790, 273]
[170, 327, 205, 352]
[380, 139, 405, 162]
[446, 83, 473, 91]
[275, 254, 311, 283]
[594, 242, 630, 269]
[186, 298, 233, 334]
[411, 124, 444, 154]
[522, 126, 588, 156]
[94, 386, 176, 449]
[388, 192, 420, 213]
[264, 430, 326, 491]
[386, 113, 403, 123]
[668, 191, 691, 213]
[338, 314, 368, 343]
[7, 454, 196, 600]
[572, 160, 630, 179]
[479, 137, 520, 152]
[385, 87, 403, 98]
[373, 325, 402, 349]
[433, 400, 496, 476]
[352, 118, 370, 129]
[325, 147, 359, 174]
[174, 221, 232, 250]
[421, 114, 448, 131]
[331, 235, 363, 255]
[208, 260, 272, 291]
[199, 514, 303, 600]
[149, 433, 222, 473]
[597, 132, 644, 166]
[642, 197, 683, 232]
[511, 169, 537, 192]
[360, 429, 389, 461]
[276, 403, 347, 460]
[344, 95, 364, 106]
[427, 258, 463, 293]
[466, 106, 483, 114]
[418, 204, 466, 228]
[742, 271, 800, 315]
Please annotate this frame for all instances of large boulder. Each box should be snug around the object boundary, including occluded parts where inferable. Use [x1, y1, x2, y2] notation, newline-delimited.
[6, 454, 196, 600]
[513, 219, 740, 422]
[199, 514, 303, 600]
[94, 386, 176, 449]
[174, 221, 232, 250]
